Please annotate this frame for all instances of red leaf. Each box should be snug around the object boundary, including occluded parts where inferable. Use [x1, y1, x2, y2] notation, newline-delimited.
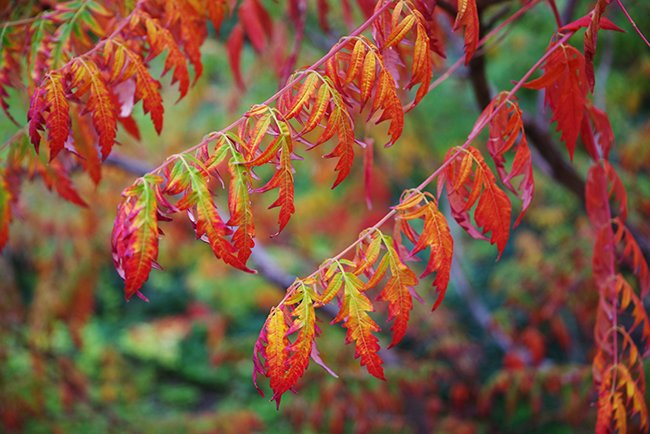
[140, 12, 191, 99]
[525, 44, 588, 159]
[396, 194, 454, 311]
[39, 158, 87, 207]
[227, 24, 246, 90]
[580, 103, 614, 161]
[443, 147, 511, 256]
[480, 92, 534, 225]
[238, 0, 272, 53]
[207, 0, 228, 33]
[111, 174, 163, 300]
[42, 73, 70, 160]
[453, 0, 479, 64]
[321, 107, 356, 188]
[69, 59, 118, 159]
[253, 141, 295, 233]
[71, 109, 102, 183]
[104, 41, 164, 134]
[0, 171, 12, 251]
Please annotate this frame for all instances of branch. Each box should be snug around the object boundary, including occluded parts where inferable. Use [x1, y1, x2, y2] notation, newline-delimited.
[464, 8, 650, 269]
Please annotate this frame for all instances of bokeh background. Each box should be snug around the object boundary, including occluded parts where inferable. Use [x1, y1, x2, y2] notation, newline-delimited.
[1, 1, 649, 433]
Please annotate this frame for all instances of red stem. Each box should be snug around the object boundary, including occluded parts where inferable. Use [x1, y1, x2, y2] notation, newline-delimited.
[145, 0, 398, 176]
[427, 0, 542, 94]
[547, 0, 563, 28]
[615, 0, 650, 48]
[279, 31, 574, 306]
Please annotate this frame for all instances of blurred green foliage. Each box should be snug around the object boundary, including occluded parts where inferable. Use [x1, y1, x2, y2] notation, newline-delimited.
[1, 0, 650, 433]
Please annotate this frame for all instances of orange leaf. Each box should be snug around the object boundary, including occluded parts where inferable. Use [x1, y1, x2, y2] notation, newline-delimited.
[69, 59, 117, 159]
[253, 140, 295, 233]
[105, 40, 164, 134]
[453, 0, 479, 64]
[272, 284, 317, 405]
[228, 152, 256, 264]
[265, 307, 290, 402]
[444, 147, 511, 256]
[332, 271, 385, 379]
[398, 195, 453, 310]
[111, 174, 163, 300]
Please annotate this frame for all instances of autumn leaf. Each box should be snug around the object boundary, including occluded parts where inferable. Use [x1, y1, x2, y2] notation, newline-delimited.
[0, 171, 11, 251]
[227, 23, 246, 90]
[104, 40, 164, 134]
[453, 0, 479, 64]
[171, 155, 251, 272]
[396, 192, 453, 311]
[228, 151, 256, 264]
[525, 43, 588, 159]
[69, 58, 117, 159]
[138, 11, 191, 99]
[271, 282, 317, 405]
[332, 270, 385, 379]
[441, 146, 511, 256]
[111, 174, 163, 301]
[377, 235, 418, 347]
[480, 92, 534, 225]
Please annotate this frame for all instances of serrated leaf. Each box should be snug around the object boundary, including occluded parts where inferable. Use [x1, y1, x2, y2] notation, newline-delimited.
[378, 235, 418, 347]
[272, 285, 317, 405]
[176, 157, 252, 272]
[332, 271, 385, 379]
[480, 92, 533, 225]
[228, 152, 256, 264]
[524, 44, 588, 159]
[444, 146, 511, 256]
[69, 58, 117, 159]
[104, 40, 164, 134]
[453, 0, 479, 64]
[265, 307, 289, 404]
[111, 174, 163, 300]
[42, 72, 70, 160]
[398, 196, 453, 310]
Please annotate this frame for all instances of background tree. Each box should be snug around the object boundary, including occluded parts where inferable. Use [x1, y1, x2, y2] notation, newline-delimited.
[1, 0, 649, 433]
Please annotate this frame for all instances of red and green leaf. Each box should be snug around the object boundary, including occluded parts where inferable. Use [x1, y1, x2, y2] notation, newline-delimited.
[228, 151, 256, 264]
[111, 174, 163, 301]
[174, 156, 251, 272]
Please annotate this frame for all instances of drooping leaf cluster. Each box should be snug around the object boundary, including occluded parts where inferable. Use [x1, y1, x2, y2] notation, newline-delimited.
[1, 1, 649, 432]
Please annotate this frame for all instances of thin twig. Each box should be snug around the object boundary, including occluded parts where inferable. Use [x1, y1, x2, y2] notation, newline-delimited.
[615, 0, 650, 48]
[272, 31, 574, 311]
[144, 0, 398, 177]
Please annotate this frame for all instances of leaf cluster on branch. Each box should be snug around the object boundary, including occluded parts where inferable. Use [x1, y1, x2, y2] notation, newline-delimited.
[1, 0, 649, 432]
